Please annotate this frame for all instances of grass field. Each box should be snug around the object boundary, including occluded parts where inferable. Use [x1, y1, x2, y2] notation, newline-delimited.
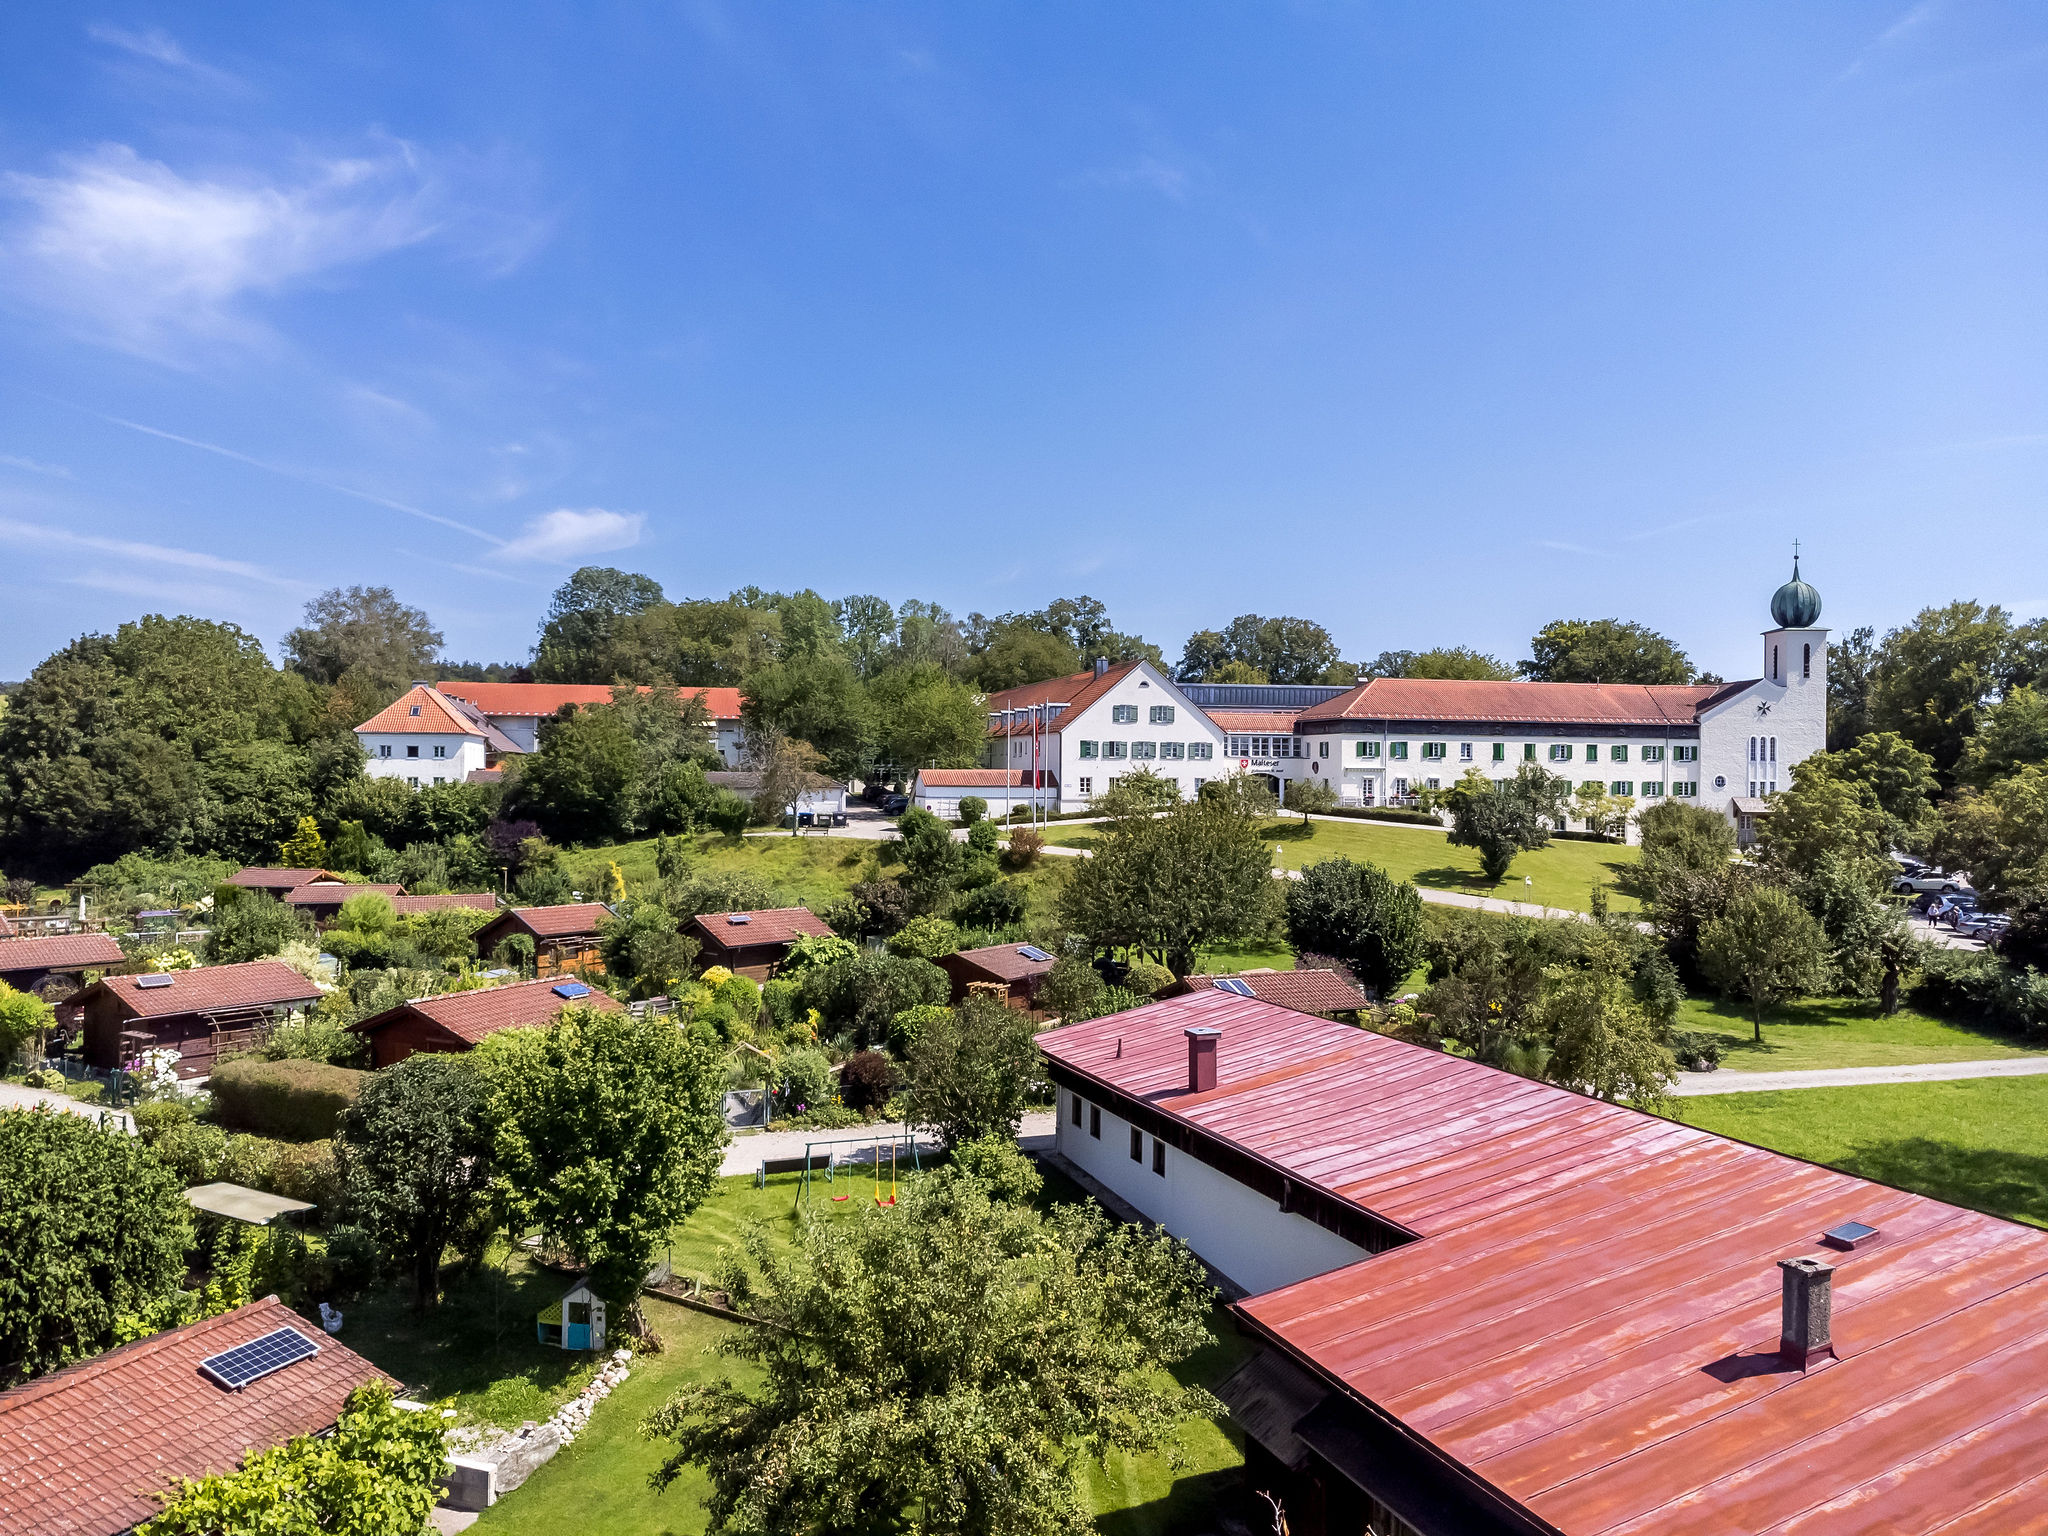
[1041, 816, 1639, 914]
[1678, 1076, 2048, 1229]
[1677, 993, 2048, 1072]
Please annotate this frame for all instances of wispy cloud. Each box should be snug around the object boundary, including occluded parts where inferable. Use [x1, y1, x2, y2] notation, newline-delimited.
[1073, 153, 1198, 203]
[0, 453, 71, 478]
[1535, 538, 1614, 558]
[1842, 1, 1943, 79]
[86, 22, 239, 89]
[0, 516, 307, 590]
[492, 507, 646, 563]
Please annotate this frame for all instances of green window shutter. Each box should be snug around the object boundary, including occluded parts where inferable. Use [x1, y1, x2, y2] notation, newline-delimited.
[1612, 745, 1628, 762]
[1492, 742, 1505, 762]
[1523, 743, 1535, 761]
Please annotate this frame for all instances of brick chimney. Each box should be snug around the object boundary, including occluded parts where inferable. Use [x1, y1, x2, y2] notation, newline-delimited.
[1779, 1256, 1837, 1369]
[1185, 1026, 1220, 1093]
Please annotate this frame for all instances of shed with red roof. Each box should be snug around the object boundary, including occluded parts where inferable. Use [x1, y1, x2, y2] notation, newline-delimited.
[351, 976, 624, 1068]
[0, 933, 127, 994]
[74, 961, 324, 1077]
[471, 903, 612, 977]
[936, 942, 1057, 1009]
[686, 907, 833, 980]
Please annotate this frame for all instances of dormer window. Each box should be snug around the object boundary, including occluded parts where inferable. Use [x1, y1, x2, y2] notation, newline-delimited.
[410, 705, 421, 716]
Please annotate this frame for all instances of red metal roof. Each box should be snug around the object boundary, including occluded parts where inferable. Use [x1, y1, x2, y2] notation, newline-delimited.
[689, 907, 833, 950]
[0, 1297, 390, 1536]
[0, 934, 127, 974]
[354, 976, 623, 1045]
[1037, 993, 2048, 1535]
[88, 962, 323, 1019]
[1296, 676, 1745, 728]
[435, 681, 745, 720]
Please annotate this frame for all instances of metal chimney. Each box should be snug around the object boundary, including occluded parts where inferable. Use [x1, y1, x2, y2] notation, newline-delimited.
[1093, 656, 1109, 678]
[1185, 1026, 1220, 1093]
[1779, 1256, 1837, 1369]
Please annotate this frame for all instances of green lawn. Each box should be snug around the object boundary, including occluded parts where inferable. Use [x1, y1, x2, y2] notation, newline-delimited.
[1677, 1076, 2048, 1229]
[1041, 817, 1638, 914]
[1677, 994, 2048, 1072]
[560, 833, 874, 908]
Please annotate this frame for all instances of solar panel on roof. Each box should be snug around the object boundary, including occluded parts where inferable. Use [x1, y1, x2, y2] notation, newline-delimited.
[1212, 977, 1256, 997]
[136, 974, 175, 989]
[1823, 1219, 1880, 1249]
[1017, 945, 1053, 962]
[552, 981, 591, 999]
[199, 1326, 319, 1390]
[725, 913, 752, 924]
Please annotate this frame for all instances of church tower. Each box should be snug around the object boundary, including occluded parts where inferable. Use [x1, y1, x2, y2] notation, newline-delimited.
[1750, 551, 1829, 797]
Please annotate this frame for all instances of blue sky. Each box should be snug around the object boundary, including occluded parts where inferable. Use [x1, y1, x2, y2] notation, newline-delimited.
[3, 2, 2047, 680]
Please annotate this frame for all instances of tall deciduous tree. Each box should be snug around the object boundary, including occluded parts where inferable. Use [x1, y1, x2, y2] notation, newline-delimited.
[740, 654, 874, 780]
[1519, 619, 1694, 684]
[1958, 687, 2048, 789]
[1177, 614, 1344, 685]
[1284, 858, 1425, 1000]
[0, 1107, 191, 1384]
[641, 1173, 1219, 1536]
[1537, 940, 1677, 1109]
[1925, 764, 2048, 900]
[868, 663, 987, 772]
[1866, 600, 2020, 777]
[481, 1006, 726, 1308]
[905, 994, 1039, 1149]
[1436, 766, 1569, 880]
[1698, 886, 1830, 1043]
[1361, 646, 1516, 681]
[514, 704, 644, 844]
[1061, 796, 1276, 975]
[532, 567, 668, 683]
[280, 586, 444, 698]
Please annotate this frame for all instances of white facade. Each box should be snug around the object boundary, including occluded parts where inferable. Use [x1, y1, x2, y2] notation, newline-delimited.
[360, 730, 487, 787]
[1054, 1086, 1370, 1296]
[1695, 622, 1829, 808]
[993, 661, 1228, 812]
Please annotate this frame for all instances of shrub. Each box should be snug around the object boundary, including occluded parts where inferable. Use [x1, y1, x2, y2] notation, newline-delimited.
[219, 1134, 284, 1191]
[24, 1068, 65, 1091]
[801, 953, 951, 1049]
[952, 880, 1027, 931]
[132, 1099, 195, 1145]
[957, 796, 988, 826]
[258, 1013, 363, 1067]
[1667, 1029, 1727, 1071]
[780, 933, 860, 978]
[889, 1003, 952, 1057]
[846, 880, 917, 938]
[775, 1048, 834, 1117]
[322, 1226, 382, 1296]
[839, 1050, 895, 1114]
[886, 916, 960, 962]
[699, 974, 763, 1045]
[1002, 827, 1045, 869]
[1121, 958, 1175, 997]
[271, 1140, 342, 1212]
[1912, 949, 2048, 1035]
[762, 977, 804, 1028]
[210, 1059, 367, 1141]
[781, 1104, 864, 1130]
[151, 1121, 228, 1185]
[948, 1133, 1042, 1205]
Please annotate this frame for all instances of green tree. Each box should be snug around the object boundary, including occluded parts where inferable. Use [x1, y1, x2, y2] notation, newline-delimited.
[1827, 623, 1878, 749]
[1867, 600, 2018, 776]
[1537, 941, 1677, 1110]
[599, 901, 702, 1000]
[1520, 619, 1694, 684]
[1756, 760, 1890, 873]
[1699, 886, 1830, 1043]
[1958, 686, 2048, 789]
[1570, 781, 1634, 840]
[280, 586, 444, 698]
[1177, 614, 1341, 684]
[740, 654, 874, 780]
[0, 1107, 191, 1383]
[868, 663, 987, 774]
[1827, 731, 1940, 846]
[276, 815, 327, 868]
[516, 703, 643, 844]
[1198, 772, 1278, 821]
[743, 729, 835, 834]
[1438, 765, 1569, 880]
[1061, 796, 1276, 975]
[905, 994, 1040, 1149]
[896, 806, 966, 912]
[532, 567, 668, 683]
[1282, 774, 1339, 825]
[335, 1054, 495, 1310]
[482, 1006, 726, 1308]
[0, 982, 57, 1064]
[1284, 858, 1425, 1000]
[1361, 646, 1516, 681]
[886, 915, 962, 961]
[1925, 764, 2048, 900]
[641, 1173, 1217, 1536]
[834, 594, 897, 679]
[967, 627, 1084, 691]
[140, 1383, 447, 1536]
[206, 891, 313, 965]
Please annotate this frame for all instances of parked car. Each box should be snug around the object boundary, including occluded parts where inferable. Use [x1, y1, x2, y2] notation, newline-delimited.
[1895, 871, 1965, 895]
[880, 793, 909, 814]
[862, 782, 890, 805]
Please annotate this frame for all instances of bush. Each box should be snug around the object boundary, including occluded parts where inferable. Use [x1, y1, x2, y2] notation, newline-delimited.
[1912, 949, 2048, 1035]
[1121, 958, 1175, 997]
[151, 1121, 228, 1185]
[132, 1099, 195, 1145]
[271, 1140, 342, 1212]
[957, 796, 988, 826]
[839, 1050, 895, 1113]
[258, 1012, 363, 1067]
[211, 1058, 368, 1141]
[219, 1134, 284, 1191]
[801, 953, 951, 1050]
[776, 1048, 834, 1117]
[24, 1068, 65, 1091]
[762, 977, 804, 1029]
[952, 880, 1027, 931]
[889, 1003, 952, 1057]
[322, 1226, 382, 1296]
[886, 916, 960, 962]
[1002, 827, 1045, 870]
[949, 1134, 1042, 1205]
[780, 1104, 865, 1131]
[1313, 806, 1443, 827]
[1667, 1029, 1727, 1072]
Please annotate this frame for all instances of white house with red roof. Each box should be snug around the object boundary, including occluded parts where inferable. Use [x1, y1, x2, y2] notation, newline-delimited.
[434, 681, 747, 765]
[981, 659, 1227, 813]
[353, 685, 507, 787]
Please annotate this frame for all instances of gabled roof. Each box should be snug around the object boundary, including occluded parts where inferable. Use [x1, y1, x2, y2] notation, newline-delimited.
[915, 769, 1058, 789]
[1296, 676, 1743, 728]
[480, 903, 613, 942]
[281, 884, 403, 908]
[0, 1297, 390, 1536]
[386, 892, 498, 916]
[1181, 969, 1368, 1015]
[944, 943, 1058, 983]
[225, 868, 338, 891]
[688, 907, 833, 950]
[353, 685, 486, 738]
[982, 662, 1142, 724]
[434, 681, 746, 721]
[0, 934, 127, 974]
[1037, 993, 2048, 1535]
[88, 961, 323, 1019]
[1205, 710, 1304, 733]
[353, 976, 624, 1045]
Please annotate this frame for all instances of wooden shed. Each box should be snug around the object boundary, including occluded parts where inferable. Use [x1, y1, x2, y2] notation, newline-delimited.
[75, 961, 325, 1077]
[936, 942, 1058, 1009]
[686, 907, 834, 981]
[0, 932, 126, 995]
[351, 977, 624, 1068]
[471, 902, 613, 976]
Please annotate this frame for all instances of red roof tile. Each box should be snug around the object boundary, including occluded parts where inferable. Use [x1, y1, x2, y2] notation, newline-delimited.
[915, 769, 1058, 788]
[225, 868, 338, 890]
[88, 962, 323, 1020]
[0, 934, 127, 975]
[1037, 995, 2048, 1535]
[435, 681, 745, 720]
[0, 1296, 392, 1536]
[385, 892, 497, 916]
[1183, 969, 1368, 1014]
[281, 884, 403, 908]
[1296, 676, 1744, 728]
[689, 907, 833, 950]
[1204, 710, 1303, 733]
[945, 943, 1057, 983]
[355, 976, 623, 1046]
[982, 662, 1141, 726]
[484, 903, 613, 942]
[353, 685, 485, 737]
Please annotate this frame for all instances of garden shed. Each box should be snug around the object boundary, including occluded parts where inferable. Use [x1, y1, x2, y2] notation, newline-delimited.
[74, 961, 324, 1077]
[686, 906, 834, 981]
[936, 942, 1057, 1008]
[352, 976, 624, 1067]
[536, 1279, 606, 1352]
[0, 932, 126, 995]
[472, 902, 613, 977]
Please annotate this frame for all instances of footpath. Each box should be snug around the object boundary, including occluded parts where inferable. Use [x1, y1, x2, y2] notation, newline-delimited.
[720, 1109, 1058, 1177]
[1672, 1056, 2048, 1097]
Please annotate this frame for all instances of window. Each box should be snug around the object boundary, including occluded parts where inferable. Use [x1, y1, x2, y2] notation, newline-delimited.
[1674, 780, 1698, 797]
[1803, 642, 1811, 679]
[1421, 742, 1446, 760]
[1425, 777, 1440, 791]
[1459, 743, 1473, 762]
[1193, 778, 1206, 792]
[1642, 746, 1664, 762]
[1773, 644, 1780, 681]
[407, 776, 420, 788]
[1072, 1094, 1082, 1126]
[1130, 1127, 1143, 1162]
[1548, 744, 1571, 762]
[378, 744, 392, 758]
[1319, 741, 1329, 758]
[1523, 743, 1536, 761]
[1132, 741, 1157, 760]
[1674, 745, 1697, 762]
[1152, 1139, 1165, 1176]
[1149, 705, 1174, 725]
[1078, 740, 1098, 759]
[406, 745, 420, 758]
[1389, 742, 1409, 760]
[1492, 743, 1505, 762]
[1076, 777, 1092, 795]
[1189, 742, 1212, 760]
[408, 704, 421, 717]
[433, 745, 447, 759]
[1089, 1104, 1100, 1139]
[1584, 744, 1599, 761]
[1160, 741, 1185, 760]
[1611, 780, 1633, 796]
[1392, 777, 1409, 796]
[1105, 741, 1128, 759]
[1611, 745, 1628, 762]
[1356, 741, 1380, 758]
[433, 776, 445, 786]
[1641, 781, 1665, 798]
[1112, 705, 1137, 724]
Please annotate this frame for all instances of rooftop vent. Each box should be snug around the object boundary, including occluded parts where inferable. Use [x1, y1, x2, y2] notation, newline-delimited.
[1779, 1256, 1837, 1370]
[1185, 1025, 1220, 1093]
[1093, 657, 1109, 678]
[1822, 1220, 1879, 1251]
[1212, 977, 1255, 998]
[725, 913, 752, 925]
[135, 974, 174, 989]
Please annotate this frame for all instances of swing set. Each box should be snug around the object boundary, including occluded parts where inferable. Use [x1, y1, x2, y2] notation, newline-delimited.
[777, 1131, 925, 1210]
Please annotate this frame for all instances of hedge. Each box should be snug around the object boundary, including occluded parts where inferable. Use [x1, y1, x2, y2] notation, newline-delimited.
[1313, 806, 1444, 827]
[210, 1058, 368, 1141]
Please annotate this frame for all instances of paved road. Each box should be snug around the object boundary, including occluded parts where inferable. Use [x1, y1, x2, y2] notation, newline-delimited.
[0, 1080, 135, 1132]
[1672, 1056, 2048, 1097]
[720, 1110, 1058, 1176]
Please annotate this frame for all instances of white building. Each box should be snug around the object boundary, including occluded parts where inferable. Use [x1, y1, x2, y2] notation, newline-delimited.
[354, 686, 502, 787]
[912, 768, 1058, 819]
[432, 682, 747, 766]
[981, 659, 1227, 813]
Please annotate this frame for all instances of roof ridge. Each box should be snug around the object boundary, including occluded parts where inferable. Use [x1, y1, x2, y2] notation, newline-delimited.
[0, 1297, 288, 1415]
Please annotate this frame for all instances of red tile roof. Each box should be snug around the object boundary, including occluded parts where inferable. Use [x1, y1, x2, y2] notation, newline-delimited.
[1296, 676, 1745, 728]
[354, 976, 623, 1046]
[0, 934, 127, 975]
[0, 912, 14, 938]
[1205, 710, 1303, 733]
[282, 884, 403, 908]
[225, 868, 338, 890]
[945, 943, 1057, 983]
[689, 907, 833, 950]
[916, 769, 1058, 789]
[485, 903, 613, 941]
[435, 681, 746, 720]
[353, 684, 486, 737]
[982, 662, 1141, 729]
[89, 962, 324, 1020]
[1183, 969, 1367, 1014]
[386, 892, 498, 916]
[1038, 994, 2048, 1535]
[0, 1296, 391, 1536]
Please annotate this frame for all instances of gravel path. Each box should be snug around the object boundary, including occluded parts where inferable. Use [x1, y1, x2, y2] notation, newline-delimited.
[0, 1080, 135, 1132]
[720, 1110, 1058, 1176]
[1672, 1056, 2048, 1097]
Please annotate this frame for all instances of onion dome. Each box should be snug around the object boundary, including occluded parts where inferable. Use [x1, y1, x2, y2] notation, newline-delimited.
[1771, 557, 1822, 628]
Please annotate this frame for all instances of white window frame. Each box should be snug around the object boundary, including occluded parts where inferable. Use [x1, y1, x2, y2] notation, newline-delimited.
[1111, 705, 1138, 724]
